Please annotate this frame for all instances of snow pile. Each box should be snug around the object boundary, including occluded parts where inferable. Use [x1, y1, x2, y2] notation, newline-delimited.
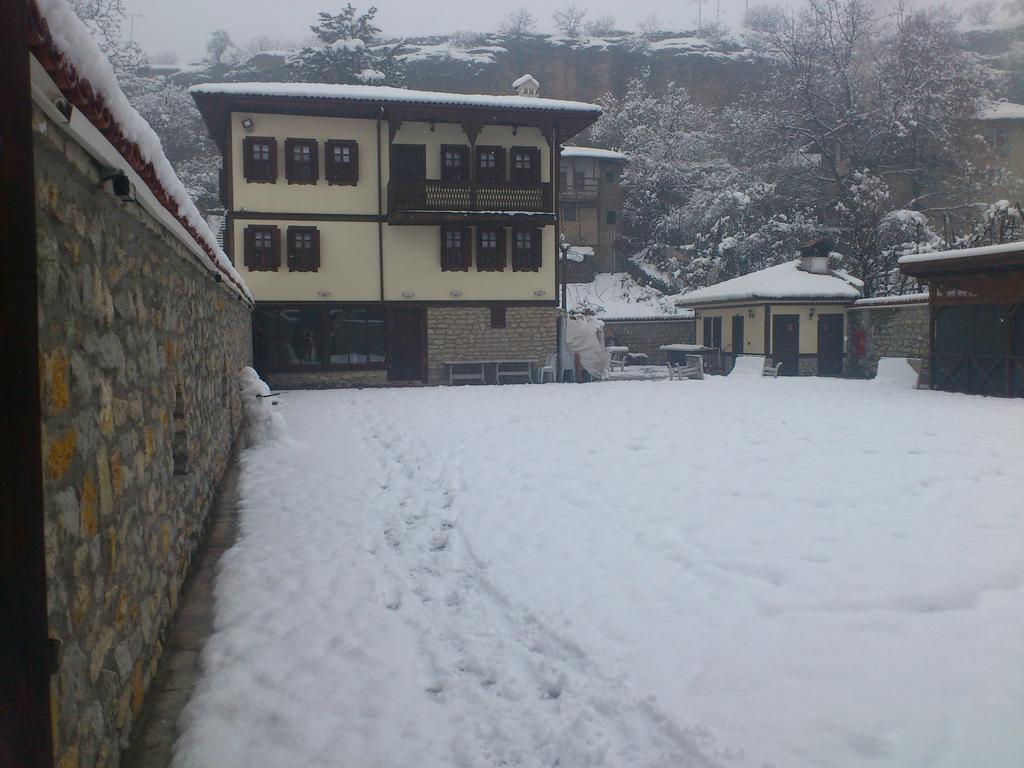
[35, 0, 250, 300]
[174, 381, 1024, 768]
[566, 272, 691, 319]
[237, 367, 286, 447]
[397, 42, 503, 65]
[728, 355, 768, 376]
[560, 146, 627, 161]
[977, 99, 1024, 121]
[854, 292, 929, 307]
[874, 357, 921, 388]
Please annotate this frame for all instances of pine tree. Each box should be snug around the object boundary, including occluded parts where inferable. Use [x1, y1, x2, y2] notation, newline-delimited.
[288, 5, 404, 84]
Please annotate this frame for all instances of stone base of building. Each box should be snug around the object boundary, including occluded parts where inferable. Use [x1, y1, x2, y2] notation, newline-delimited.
[426, 305, 558, 386]
[266, 370, 390, 390]
[602, 318, 695, 364]
[798, 357, 819, 376]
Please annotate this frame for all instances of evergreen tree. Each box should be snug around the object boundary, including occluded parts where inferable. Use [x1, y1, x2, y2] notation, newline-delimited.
[288, 5, 404, 84]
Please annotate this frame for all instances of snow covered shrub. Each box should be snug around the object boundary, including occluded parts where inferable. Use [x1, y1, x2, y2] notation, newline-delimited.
[238, 368, 287, 447]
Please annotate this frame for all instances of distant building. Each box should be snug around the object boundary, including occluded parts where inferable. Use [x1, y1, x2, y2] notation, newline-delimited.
[558, 147, 626, 280]
[680, 240, 863, 376]
[974, 100, 1024, 202]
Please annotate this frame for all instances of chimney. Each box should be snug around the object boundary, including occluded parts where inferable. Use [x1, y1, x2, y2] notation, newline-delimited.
[512, 74, 540, 97]
[798, 238, 832, 275]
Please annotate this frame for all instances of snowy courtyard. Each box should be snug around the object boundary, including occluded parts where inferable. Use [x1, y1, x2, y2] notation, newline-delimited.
[174, 378, 1024, 768]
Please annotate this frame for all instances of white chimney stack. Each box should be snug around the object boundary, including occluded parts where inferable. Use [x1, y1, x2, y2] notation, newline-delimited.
[513, 74, 540, 97]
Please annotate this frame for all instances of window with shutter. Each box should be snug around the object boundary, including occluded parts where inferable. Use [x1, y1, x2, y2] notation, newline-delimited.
[512, 227, 542, 272]
[325, 140, 359, 185]
[287, 226, 320, 272]
[440, 227, 471, 271]
[285, 139, 318, 184]
[244, 225, 281, 271]
[510, 146, 540, 184]
[476, 146, 505, 183]
[242, 137, 277, 183]
[476, 227, 506, 272]
[441, 145, 469, 182]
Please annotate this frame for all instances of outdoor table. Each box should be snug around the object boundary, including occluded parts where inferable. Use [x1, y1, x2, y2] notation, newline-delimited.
[445, 360, 535, 385]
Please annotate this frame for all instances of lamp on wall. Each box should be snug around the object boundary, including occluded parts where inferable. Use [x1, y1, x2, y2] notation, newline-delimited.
[748, 308, 755, 318]
[449, 290, 463, 297]
[241, 117, 254, 132]
[534, 289, 546, 296]
[808, 307, 816, 318]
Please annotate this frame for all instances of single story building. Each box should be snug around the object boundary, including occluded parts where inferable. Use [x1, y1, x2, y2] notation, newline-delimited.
[899, 241, 1024, 397]
[680, 245, 863, 376]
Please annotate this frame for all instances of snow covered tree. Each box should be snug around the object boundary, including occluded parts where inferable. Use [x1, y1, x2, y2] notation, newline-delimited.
[206, 30, 238, 65]
[553, 4, 587, 38]
[584, 15, 617, 36]
[289, 6, 404, 84]
[68, 0, 145, 74]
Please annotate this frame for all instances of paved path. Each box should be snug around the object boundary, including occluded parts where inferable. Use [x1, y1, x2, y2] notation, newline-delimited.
[122, 457, 241, 768]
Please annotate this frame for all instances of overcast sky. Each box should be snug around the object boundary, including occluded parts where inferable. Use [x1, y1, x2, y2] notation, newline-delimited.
[125, 0, 784, 61]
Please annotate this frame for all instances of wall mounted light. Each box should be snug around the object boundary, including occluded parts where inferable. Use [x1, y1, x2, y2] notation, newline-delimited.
[317, 290, 332, 297]
[449, 290, 463, 297]
[241, 118, 254, 132]
[99, 167, 135, 202]
[808, 307, 816, 318]
[401, 291, 415, 298]
[534, 289, 546, 296]
[748, 308, 755, 318]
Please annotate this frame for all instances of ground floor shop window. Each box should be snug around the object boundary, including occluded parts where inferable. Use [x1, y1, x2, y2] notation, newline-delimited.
[255, 305, 387, 371]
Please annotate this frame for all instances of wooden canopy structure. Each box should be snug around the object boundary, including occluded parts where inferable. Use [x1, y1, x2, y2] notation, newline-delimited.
[900, 244, 1024, 397]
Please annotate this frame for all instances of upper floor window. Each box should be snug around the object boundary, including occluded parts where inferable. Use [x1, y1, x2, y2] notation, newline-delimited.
[242, 137, 277, 183]
[442, 145, 469, 183]
[605, 169, 615, 183]
[985, 127, 1009, 150]
[606, 210, 617, 225]
[511, 147, 541, 185]
[560, 170, 568, 188]
[285, 139, 319, 185]
[512, 227, 542, 272]
[573, 171, 585, 189]
[243, 225, 280, 271]
[476, 146, 505, 183]
[326, 140, 359, 185]
[287, 226, 320, 272]
[477, 227, 506, 272]
[563, 204, 578, 222]
[441, 226, 471, 271]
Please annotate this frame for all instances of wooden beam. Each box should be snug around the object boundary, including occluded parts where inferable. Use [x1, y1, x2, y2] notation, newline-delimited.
[0, 4, 54, 766]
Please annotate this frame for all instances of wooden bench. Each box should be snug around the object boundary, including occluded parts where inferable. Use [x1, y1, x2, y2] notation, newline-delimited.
[445, 360, 536, 386]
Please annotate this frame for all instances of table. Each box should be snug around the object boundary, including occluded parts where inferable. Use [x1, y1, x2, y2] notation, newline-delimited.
[445, 360, 536, 385]
[659, 344, 719, 371]
[606, 345, 629, 372]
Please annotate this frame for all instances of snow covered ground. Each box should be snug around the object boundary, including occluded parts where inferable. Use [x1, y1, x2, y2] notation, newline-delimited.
[174, 379, 1024, 768]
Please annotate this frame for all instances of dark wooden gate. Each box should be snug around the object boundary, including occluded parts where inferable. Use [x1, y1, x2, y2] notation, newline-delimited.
[731, 315, 745, 370]
[387, 307, 426, 382]
[1, 3, 54, 765]
[817, 313, 844, 376]
[932, 302, 1023, 397]
[772, 314, 800, 376]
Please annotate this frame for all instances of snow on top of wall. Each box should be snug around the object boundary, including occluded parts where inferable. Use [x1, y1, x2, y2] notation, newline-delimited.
[560, 146, 627, 161]
[34, 0, 251, 300]
[977, 100, 1024, 121]
[563, 245, 593, 262]
[397, 42, 503, 65]
[899, 239, 1024, 266]
[853, 292, 929, 307]
[189, 82, 601, 114]
[679, 260, 862, 305]
[567, 272, 693, 320]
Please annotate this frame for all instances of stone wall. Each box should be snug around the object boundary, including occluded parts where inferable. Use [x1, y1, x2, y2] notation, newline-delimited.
[426, 305, 557, 385]
[846, 301, 930, 379]
[602, 318, 696, 364]
[33, 105, 252, 768]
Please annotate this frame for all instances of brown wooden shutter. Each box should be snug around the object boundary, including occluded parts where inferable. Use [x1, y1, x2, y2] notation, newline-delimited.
[310, 227, 321, 271]
[494, 147, 506, 182]
[528, 148, 541, 184]
[267, 140, 278, 182]
[243, 226, 255, 268]
[347, 142, 359, 184]
[284, 138, 295, 182]
[460, 227, 471, 269]
[309, 141, 320, 183]
[531, 227, 542, 269]
[270, 226, 281, 270]
[242, 137, 254, 181]
[496, 227, 507, 270]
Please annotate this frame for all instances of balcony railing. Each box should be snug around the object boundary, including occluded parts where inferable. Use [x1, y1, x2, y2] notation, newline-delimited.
[559, 179, 599, 201]
[388, 179, 553, 214]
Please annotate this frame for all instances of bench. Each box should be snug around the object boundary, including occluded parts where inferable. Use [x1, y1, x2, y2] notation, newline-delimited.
[667, 354, 704, 380]
[445, 360, 536, 386]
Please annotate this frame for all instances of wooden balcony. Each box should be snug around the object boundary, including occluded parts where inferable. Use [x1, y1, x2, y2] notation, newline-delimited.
[388, 180, 554, 224]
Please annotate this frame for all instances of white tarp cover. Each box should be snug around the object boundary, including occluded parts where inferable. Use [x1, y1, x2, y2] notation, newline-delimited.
[565, 315, 608, 380]
[874, 357, 921, 388]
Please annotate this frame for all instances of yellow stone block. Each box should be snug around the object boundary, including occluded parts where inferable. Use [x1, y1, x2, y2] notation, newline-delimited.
[80, 474, 97, 537]
[143, 426, 154, 462]
[45, 349, 70, 413]
[47, 430, 76, 480]
[130, 661, 145, 715]
[110, 451, 123, 497]
[57, 744, 79, 768]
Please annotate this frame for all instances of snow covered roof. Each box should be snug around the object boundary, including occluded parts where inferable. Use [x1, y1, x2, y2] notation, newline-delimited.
[560, 146, 627, 162]
[679, 260, 862, 306]
[899, 240, 1024, 275]
[566, 272, 694, 320]
[512, 73, 539, 89]
[853, 292, 929, 307]
[977, 100, 1024, 121]
[28, 0, 251, 302]
[189, 82, 600, 116]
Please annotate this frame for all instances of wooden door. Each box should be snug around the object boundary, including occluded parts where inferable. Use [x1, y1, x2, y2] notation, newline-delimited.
[817, 314, 844, 376]
[387, 307, 425, 382]
[772, 314, 800, 376]
[731, 315, 745, 370]
[392, 144, 426, 181]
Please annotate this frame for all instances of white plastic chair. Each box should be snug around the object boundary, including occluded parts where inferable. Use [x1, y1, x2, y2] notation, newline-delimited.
[536, 353, 558, 383]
